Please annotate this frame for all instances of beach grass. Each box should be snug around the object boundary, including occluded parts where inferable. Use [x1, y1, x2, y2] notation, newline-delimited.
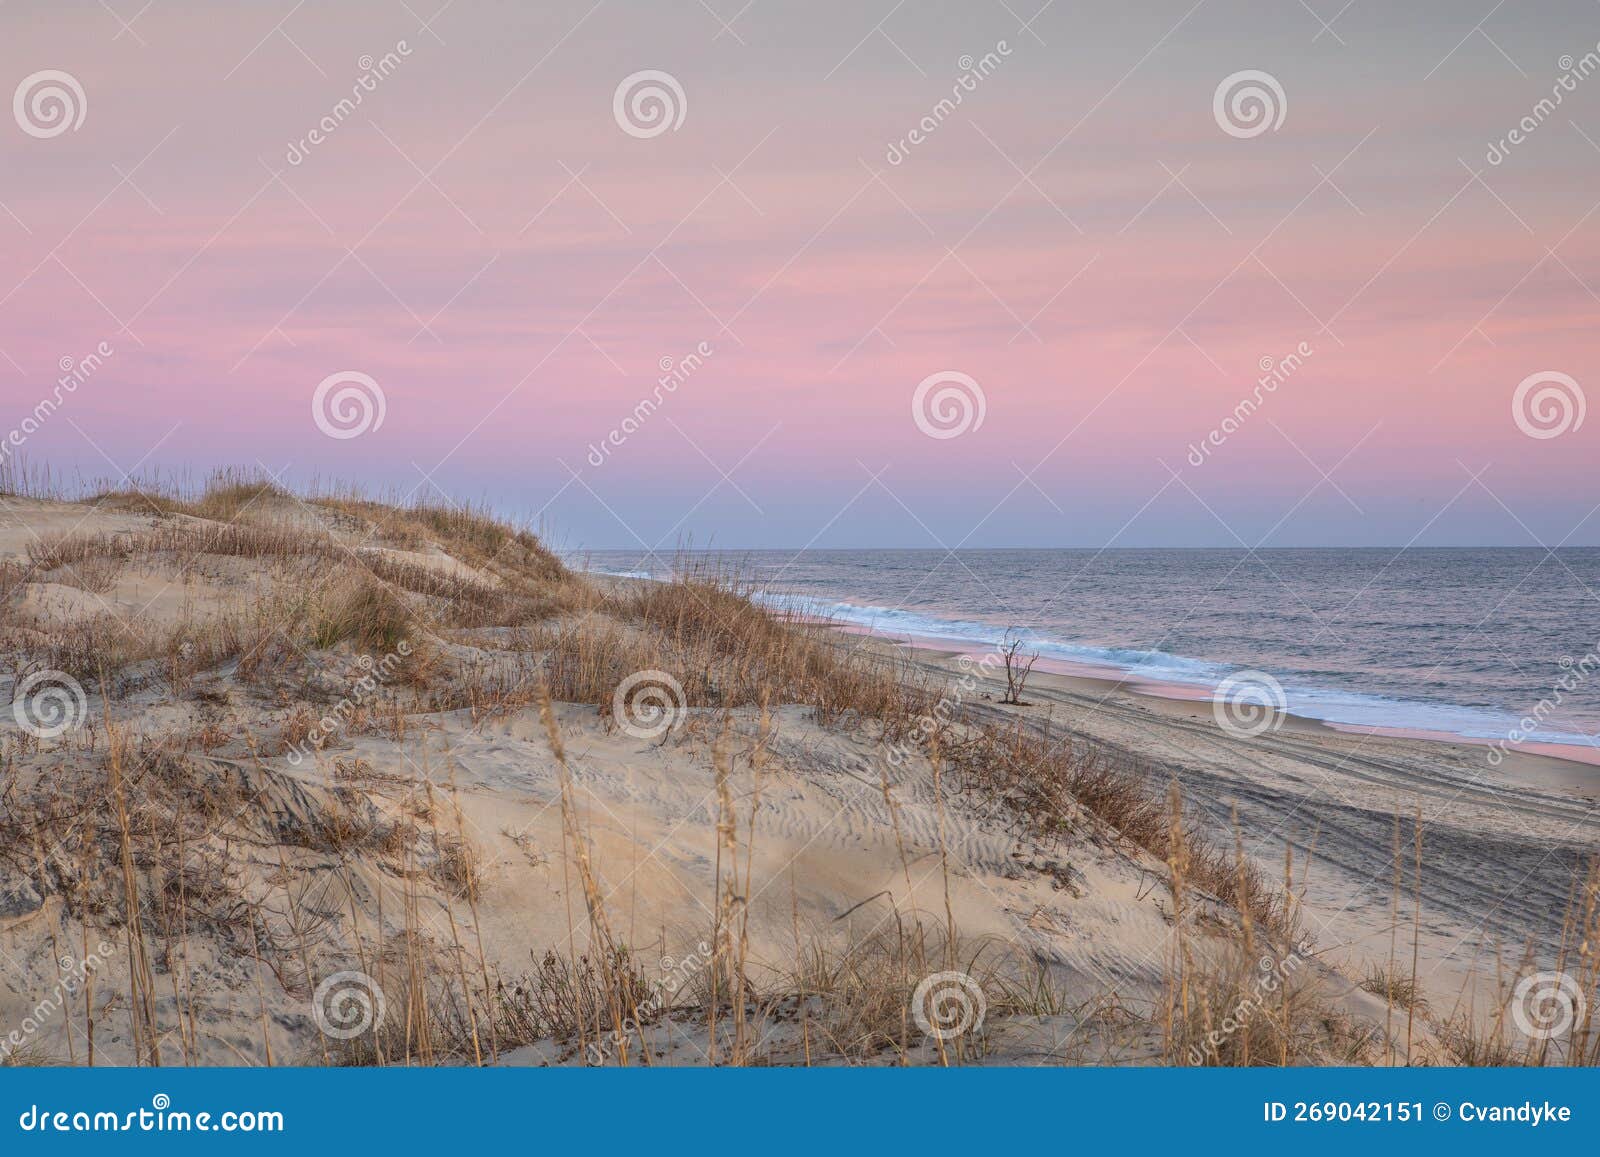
[2, 467, 1595, 1067]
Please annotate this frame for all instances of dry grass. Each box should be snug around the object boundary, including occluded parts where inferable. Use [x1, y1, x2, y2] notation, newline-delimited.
[26, 532, 136, 572]
[944, 723, 1289, 938]
[322, 914, 1072, 1068]
[308, 570, 415, 655]
[273, 789, 406, 858]
[777, 917, 1053, 1063]
[19, 467, 1570, 1070]
[625, 568, 936, 727]
[314, 493, 568, 588]
[1, 469, 591, 706]
[495, 950, 655, 1051]
[510, 564, 940, 753]
[0, 559, 28, 603]
[1436, 861, 1600, 1067]
[1170, 940, 1367, 1066]
[1360, 965, 1428, 1013]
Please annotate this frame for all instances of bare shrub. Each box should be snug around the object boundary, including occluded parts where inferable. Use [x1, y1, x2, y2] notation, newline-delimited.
[999, 631, 1038, 705]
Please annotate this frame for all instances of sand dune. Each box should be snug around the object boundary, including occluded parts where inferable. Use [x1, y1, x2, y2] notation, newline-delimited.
[0, 483, 1591, 1066]
[874, 642, 1600, 1030]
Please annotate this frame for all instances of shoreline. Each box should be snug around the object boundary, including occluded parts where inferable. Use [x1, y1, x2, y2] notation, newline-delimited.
[576, 561, 1600, 771]
[592, 562, 1600, 1013]
[4, 491, 1596, 1063]
[843, 622, 1600, 775]
[828, 623, 1600, 1018]
[853, 626, 1600, 795]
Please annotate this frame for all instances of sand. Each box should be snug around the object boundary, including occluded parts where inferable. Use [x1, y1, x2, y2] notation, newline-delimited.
[1, 492, 1590, 1064]
[859, 634, 1600, 1025]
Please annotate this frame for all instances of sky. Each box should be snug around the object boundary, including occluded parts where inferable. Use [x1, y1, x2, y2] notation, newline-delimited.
[1, 0, 1597, 549]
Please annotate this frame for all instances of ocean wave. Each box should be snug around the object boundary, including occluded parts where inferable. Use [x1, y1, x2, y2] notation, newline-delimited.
[572, 563, 665, 582]
[569, 561, 1599, 752]
[757, 592, 1599, 750]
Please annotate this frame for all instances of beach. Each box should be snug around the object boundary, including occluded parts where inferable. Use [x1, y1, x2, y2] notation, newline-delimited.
[1, 486, 1596, 1066]
[844, 630, 1600, 1024]
[7, 1, 1600, 1139]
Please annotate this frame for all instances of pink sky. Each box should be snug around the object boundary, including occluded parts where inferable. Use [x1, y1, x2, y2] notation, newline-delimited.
[2, 0, 1597, 547]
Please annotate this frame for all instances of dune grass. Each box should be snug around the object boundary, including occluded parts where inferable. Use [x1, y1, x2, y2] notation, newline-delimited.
[7, 468, 1594, 1067]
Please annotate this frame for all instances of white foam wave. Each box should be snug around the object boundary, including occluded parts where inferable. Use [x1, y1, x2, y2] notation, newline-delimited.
[566, 561, 1599, 752]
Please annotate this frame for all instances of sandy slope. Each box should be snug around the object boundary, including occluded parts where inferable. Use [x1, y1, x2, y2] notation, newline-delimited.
[867, 638, 1600, 1024]
[0, 493, 1216, 1064]
[0, 695, 1205, 1064]
[0, 492, 1574, 1064]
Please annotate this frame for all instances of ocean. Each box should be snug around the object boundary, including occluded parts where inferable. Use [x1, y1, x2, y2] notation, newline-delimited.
[573, 547, 1600, 755]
